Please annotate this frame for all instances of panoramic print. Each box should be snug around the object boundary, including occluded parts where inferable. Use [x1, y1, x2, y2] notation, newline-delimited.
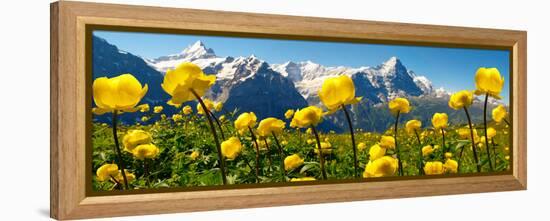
[90, 30, 511, 192]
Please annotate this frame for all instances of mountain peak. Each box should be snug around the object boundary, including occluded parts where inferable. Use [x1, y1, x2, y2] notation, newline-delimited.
[182, 40, 215, 56]
[382, 56, 402, 68]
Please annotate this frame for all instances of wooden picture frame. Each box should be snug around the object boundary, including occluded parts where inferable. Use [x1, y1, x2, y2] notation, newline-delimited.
[50, 1, 527, 220]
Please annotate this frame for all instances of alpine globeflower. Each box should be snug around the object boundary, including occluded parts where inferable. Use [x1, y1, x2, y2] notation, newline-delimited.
[369, 144, 386, 161]
[405, 120, 422, 135]
[96, 163, 119, 182]
[92, 73, 148, 114]
[284, 109, 295, 119]
[234, 112, 258, 135]
[122, 130, 152, 152]
[357, 142, 367, 151]
[422, 145, 434, 157]
[318, 75, 362, 111]
[161, 62, 216, 105]
[431, 113, 448, 129]
[284, 154, 304, 171]
[379, 136, 396, 149]
[448, 90, 474, 110]
[424, 161, 445, 175]
[132, 144, 160, 160]
[221, 137, 243, 160]
[492, 105, 508, 123]
[153, 105, 163, 113]
[257, 118, 286, 137]
[474, 67, 505, 99]
[363, 156, 399, 178]
[388, 98, 411, 116]
[290, 106, 324, 128]
[444, 159, 458, 173]
[182, 105, 193, 115]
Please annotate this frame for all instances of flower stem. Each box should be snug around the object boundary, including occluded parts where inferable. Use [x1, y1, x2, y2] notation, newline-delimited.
[190, 89, 227, 185]
[248, 126, 261, 183]
[341, 104, 358, 178]
[263, 139, 274, 173]
[394, 111, 404, 176]
[144, 159, 150, 188]
[111, 111, 129, 190]
[441, 128, 446, 161]
[208, 110, 226, 140]
[464, 107, 481, 173]
[311, 126, 327, 180]
[271, 132, 286, 182]
[483, 94, 494, 171]
[414, 130, 424, 175]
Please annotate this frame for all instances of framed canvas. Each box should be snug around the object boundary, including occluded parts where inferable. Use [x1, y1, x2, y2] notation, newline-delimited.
[50, 1, 527, 220]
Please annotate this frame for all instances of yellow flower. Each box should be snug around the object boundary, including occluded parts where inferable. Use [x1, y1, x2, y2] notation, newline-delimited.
[190, 150, 200, 160]
[505, 155, 510, 160]
[221, 137, 243, 160]
[284, 109, 295, 119]
[196, 98, 215, 115]
[114, 170, 135, 183]
[160, 114, 167, 120]
[182, 105, 193, 115]
[96, 163, 119, 182]
[161, 62, 216, 105]
[306, 128, 313, 134]
[405, 120, 421, 134]
[172, 114, 183, 122]
[388, 98, 411, 116]
[284, 154, 304, 171]
[357, 142, 367, 151]
[431, 112, 448, 129]
[422, 145, 434, 157]
[424, 161, 445, 175]
[214, 102, 223, 112]
[257, 117, 286, 137]
[141, 116, 149, 122]
[132, 144, 160, 160]
[234, 112, 257, 135]
[92, 74, 148, 114]
[474, 67, 505, 99]
[139, 104, 150, 112]
[290, 177, 316, 182]
[219, 115, 226, 122]
[379, 136, 395, 149]
[363, 156, 399, 178]
[153, 105, 163, 113]
[487, 127, 497, 139]
[314, 142, 333, 155]
[318, 75, 362, 111]
[492, 105, 507, 123]
[369, 144, 386, 160]
[306, 139, 315, 145]
[122, 130, 152, 152]
[444, 159, 458, 173]
[290, 106, 324, 128]
[448, 90, 474, 110]
[444, 152, 453, 159]
[281, 140, 288, 146]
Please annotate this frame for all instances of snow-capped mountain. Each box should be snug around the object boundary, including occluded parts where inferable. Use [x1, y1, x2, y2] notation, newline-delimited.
[271, 56, 430, 105]
[146, 40, 440, 106]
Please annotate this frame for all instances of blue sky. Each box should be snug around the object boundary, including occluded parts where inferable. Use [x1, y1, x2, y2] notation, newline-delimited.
[94, 30, 510, 103]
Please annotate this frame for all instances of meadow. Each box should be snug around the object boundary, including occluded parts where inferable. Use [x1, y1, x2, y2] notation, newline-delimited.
[92, 63, 511, 191]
